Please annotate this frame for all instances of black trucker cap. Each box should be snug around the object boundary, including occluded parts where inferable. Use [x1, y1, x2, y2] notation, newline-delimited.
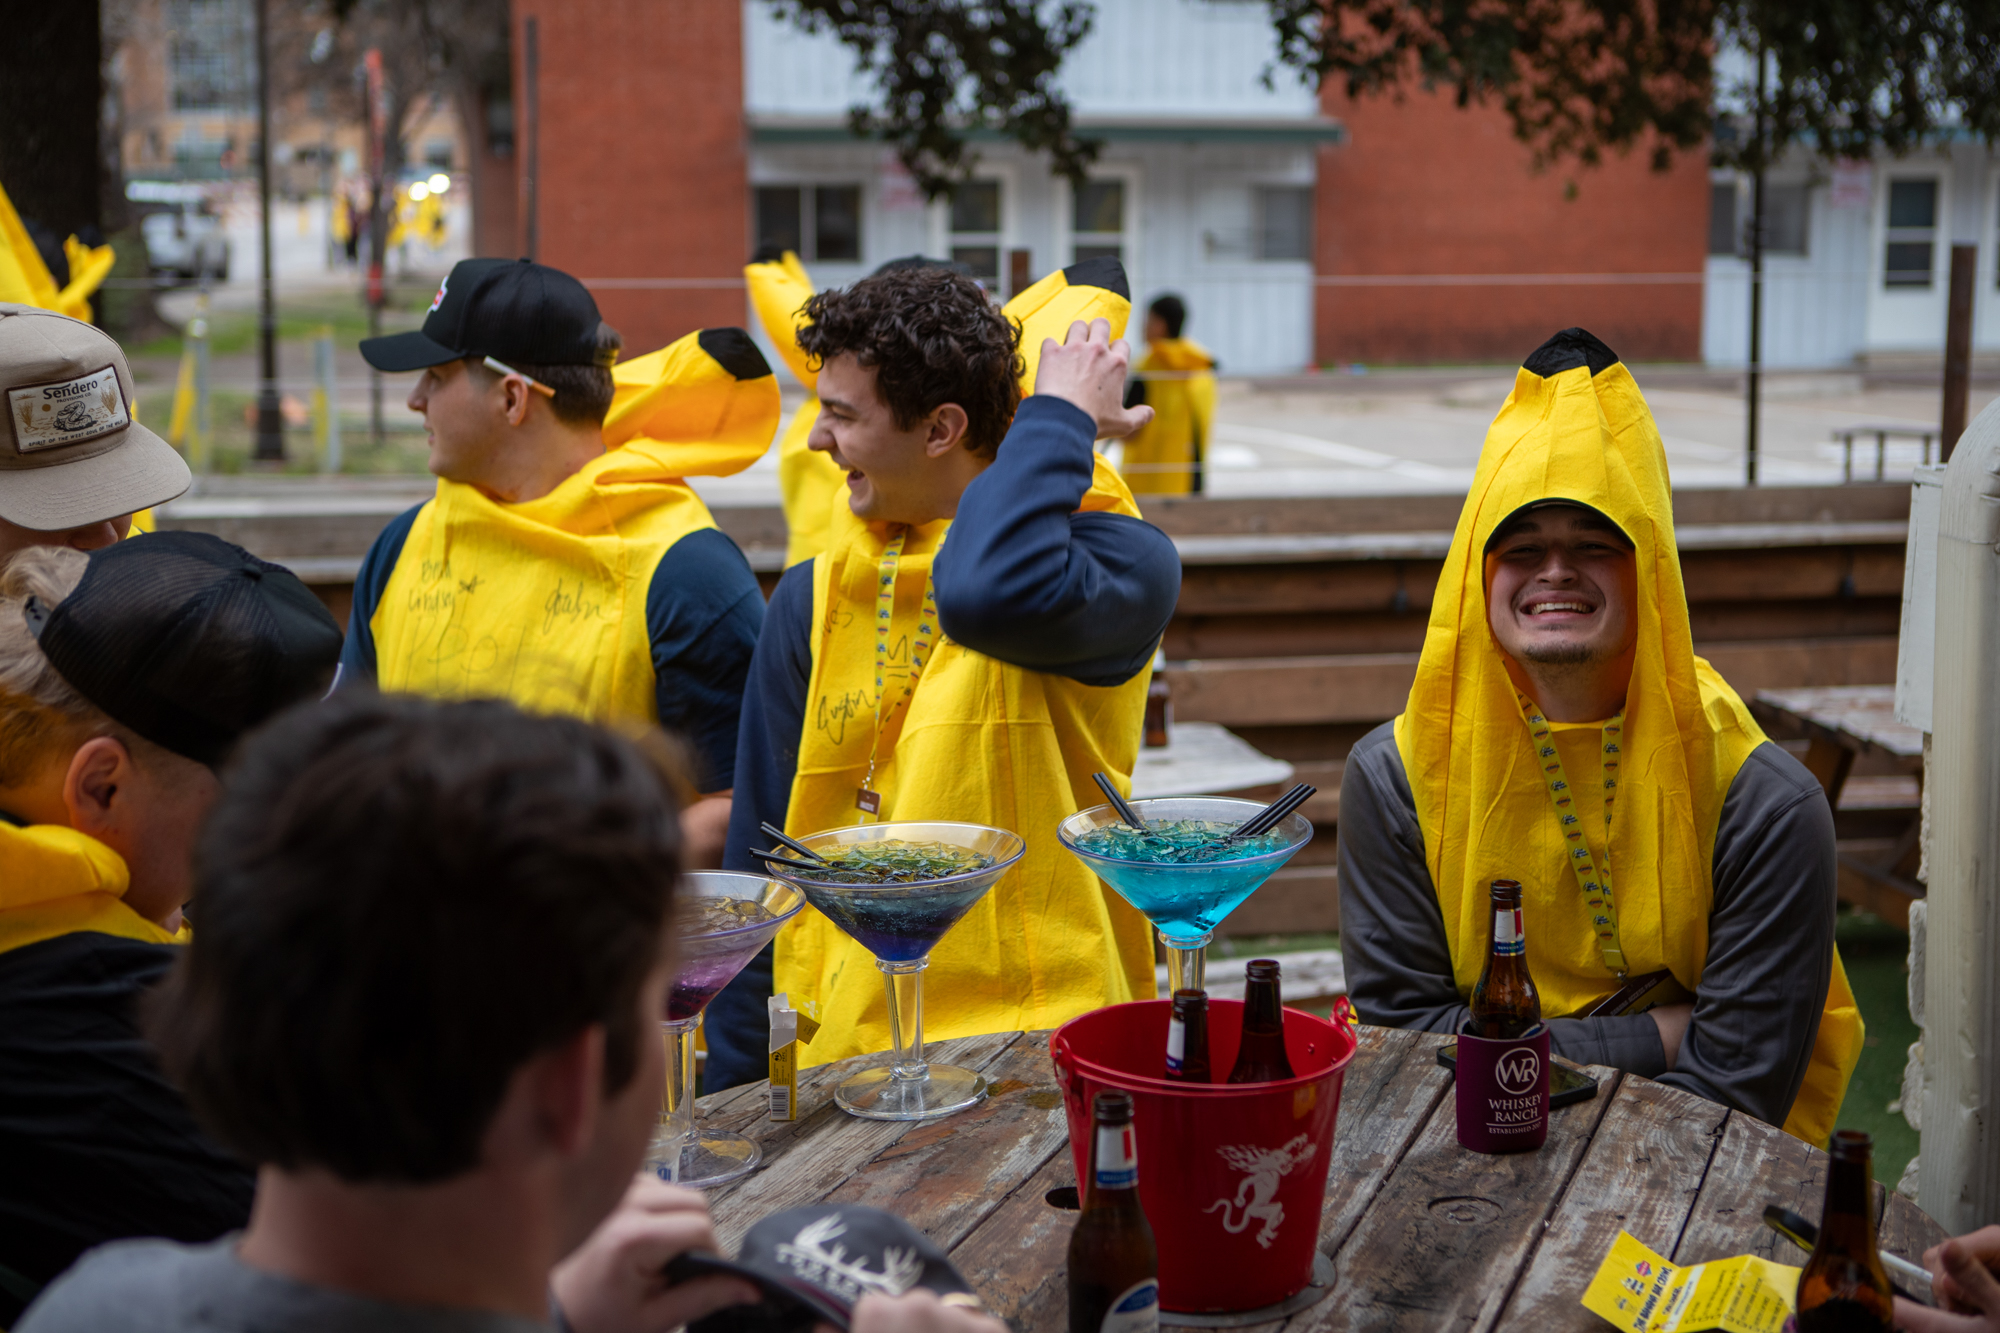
[22, 531, 345, 766]
[358, 257, 613, 373]
[678, 1205, 987, 1332]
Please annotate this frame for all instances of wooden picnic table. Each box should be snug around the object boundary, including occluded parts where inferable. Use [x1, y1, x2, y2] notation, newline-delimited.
[1751, 685, 1925, 928]
[697, 1024, 1947, 1330]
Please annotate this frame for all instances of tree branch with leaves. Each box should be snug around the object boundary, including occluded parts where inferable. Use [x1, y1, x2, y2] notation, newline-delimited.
[766, 0, 1101, 199]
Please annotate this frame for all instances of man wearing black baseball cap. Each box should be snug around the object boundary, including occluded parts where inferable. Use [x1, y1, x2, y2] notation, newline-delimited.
[0, 532, 342, 1317]
[340, 257, 780, 865]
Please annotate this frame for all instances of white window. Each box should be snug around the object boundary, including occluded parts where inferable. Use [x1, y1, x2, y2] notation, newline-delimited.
[1256, 186, 1314, 261]
[949, 180, 1004, 285]
[754, 184, 862, 263]
[1884, 179, 1937, 289]
[1071, 179, 1127, 263]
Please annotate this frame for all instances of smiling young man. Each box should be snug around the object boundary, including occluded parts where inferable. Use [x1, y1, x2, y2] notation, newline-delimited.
[339, 258, 780, 864]
[708, 260, 1180, 1089]
[1337, 328, 1862, 1145]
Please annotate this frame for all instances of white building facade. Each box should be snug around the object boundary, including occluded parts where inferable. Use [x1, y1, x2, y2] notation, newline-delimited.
[742, 0, 1339, 376]
[1704, 142, 2000, 369]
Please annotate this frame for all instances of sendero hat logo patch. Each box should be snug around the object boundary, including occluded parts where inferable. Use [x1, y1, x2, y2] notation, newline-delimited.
[9, 365, 129, 452]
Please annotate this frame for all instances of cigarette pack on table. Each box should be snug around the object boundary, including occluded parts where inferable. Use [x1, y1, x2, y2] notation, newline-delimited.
[766, 993, 820, 1121]
[1581, 1231, 1800, 1333]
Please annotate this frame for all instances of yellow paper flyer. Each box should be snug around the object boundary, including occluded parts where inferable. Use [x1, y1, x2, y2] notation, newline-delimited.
[1582, 1231, 1801, 1333]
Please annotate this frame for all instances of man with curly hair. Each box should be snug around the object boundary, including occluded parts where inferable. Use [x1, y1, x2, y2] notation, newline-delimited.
[710, 261, 1181, 1088]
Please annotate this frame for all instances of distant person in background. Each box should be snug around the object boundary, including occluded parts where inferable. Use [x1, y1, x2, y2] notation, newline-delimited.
[1118, 294, 1216, 496]
[0, 533, 342, 1322]
[0, 306, 191, 556]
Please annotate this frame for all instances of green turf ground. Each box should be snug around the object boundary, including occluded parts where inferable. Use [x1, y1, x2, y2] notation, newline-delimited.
[1831, 909, 1920, 1187]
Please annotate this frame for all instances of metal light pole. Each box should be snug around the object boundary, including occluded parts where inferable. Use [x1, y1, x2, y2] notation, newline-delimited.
[252, 0, 284, 462]
[1743, 44, 1766, 488]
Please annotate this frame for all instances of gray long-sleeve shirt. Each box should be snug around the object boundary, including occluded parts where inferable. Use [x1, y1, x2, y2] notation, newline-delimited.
[1337, 721, 1837, 1128]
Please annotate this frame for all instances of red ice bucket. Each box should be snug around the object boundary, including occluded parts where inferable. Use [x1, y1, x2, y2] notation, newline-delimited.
[1050, 999, 1358, 1313]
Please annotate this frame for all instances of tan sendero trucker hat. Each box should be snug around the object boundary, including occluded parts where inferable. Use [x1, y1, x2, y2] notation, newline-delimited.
[0, 302, 191, 531]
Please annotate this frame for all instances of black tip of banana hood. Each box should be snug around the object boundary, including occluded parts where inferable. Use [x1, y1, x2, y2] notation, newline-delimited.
[1522, 328, 1620, 378]
[1061, 255, 1129, 300]
[698, 327, 773, 380]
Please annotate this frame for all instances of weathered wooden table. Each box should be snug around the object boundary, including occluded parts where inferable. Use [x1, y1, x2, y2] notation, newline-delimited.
[696, 1024, 1948, 1331]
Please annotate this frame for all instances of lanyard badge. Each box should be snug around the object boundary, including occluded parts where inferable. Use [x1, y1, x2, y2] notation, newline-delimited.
[856, 530, 941, 818]
[1516, 693, 1628, 978]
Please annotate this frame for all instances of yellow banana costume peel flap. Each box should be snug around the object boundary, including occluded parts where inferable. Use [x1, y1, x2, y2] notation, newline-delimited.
[775, 258, 1154, 1067]
[746, 252, 844, 568]
[1121, 337, 1216, 496]
[1392, 328, 1860, 1144]
[0, 180, 114, 323]
[369, 328, 777, 721]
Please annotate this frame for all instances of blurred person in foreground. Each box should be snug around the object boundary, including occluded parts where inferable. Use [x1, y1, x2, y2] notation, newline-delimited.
[17, 693, 1002, 1333]
[0, 304, 191, 556]
[0, 532, 343, 1319]
[711, 259, 1179, 1088]
[1337, 328, 1861, 1145]
[1897, 1226, 2000, 1333]
[341, 258, 780, 866]
[1116, 293, 1215, 496]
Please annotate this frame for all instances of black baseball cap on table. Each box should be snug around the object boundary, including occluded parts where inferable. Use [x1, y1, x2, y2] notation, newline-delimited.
[23, 531, 345, 767]
[358, 257, 613, 372]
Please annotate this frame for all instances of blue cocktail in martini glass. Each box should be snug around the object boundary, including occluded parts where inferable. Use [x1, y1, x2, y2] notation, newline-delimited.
[644, 872, 804, 1187]
[1058, 796, 1313, 994]
[762, 821, 1025, 1121]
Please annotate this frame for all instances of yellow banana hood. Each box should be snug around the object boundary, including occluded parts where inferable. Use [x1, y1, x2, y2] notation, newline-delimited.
[604, 327, 779, 479]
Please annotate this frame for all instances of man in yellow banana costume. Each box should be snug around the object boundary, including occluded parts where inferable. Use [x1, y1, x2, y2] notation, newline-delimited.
[339, 258, 777, 863]
[1117, 294, 1216, 496]
[705, 258, 1181, 1088]
[1338, 328, 1861, 1146]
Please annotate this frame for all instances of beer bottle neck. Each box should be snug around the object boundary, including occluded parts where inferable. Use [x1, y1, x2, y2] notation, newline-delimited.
[1491, 903, 1525, 958]
[1243, 980, 1282, 1028]
[1086, 1119, 1143, 1209]
[1818, 1157, 1877, 1249]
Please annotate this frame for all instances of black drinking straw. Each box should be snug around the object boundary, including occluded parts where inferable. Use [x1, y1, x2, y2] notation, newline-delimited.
[1092, 772, 1145, 829]
[1232, 782, 1317, 840]
[761, 822, 830, 864]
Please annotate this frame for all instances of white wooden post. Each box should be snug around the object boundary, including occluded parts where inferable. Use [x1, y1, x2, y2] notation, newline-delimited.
[1920, 395, 2000, 1228]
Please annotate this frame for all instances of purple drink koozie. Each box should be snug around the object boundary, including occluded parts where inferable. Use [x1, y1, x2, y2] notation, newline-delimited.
[1453, 1024, 1550, 1153]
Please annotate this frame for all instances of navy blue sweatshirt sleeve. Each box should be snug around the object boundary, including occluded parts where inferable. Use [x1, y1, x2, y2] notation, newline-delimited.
[933, 396, 1181, 687]
[721, 561, 814, 871]
[646, 528, 765, 794]
[334, 502, 424, 691]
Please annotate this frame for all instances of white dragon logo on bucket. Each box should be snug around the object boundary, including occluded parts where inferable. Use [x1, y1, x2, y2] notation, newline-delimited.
[1204, 1134, 1317, 1248]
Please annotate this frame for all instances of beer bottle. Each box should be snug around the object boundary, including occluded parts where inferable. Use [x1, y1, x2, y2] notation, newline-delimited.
[1226, 959, 1295, 1083]
[1067, 1090, 1160, 1333]
[1795, 1130, 1893, 1333]
[1164, 988, 1211, 1082]
[1470, 878, 1541, 1039]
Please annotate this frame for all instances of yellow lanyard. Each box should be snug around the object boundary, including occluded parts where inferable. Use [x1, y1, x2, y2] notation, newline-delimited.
[856, 530, 941, 817]
[1516, 693, 1628, 977]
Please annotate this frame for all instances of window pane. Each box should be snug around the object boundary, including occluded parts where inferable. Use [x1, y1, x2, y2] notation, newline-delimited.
[1073, 243, 1122, 263]
[951, 181, 1001, 234]
[755, 187, 802, 257]
[1073, 180, 1124, 234]
[1256, 186, 1313, 261]
[1888, 180, 1936, 230]
[1708, 182, 1738, 255]
[951, 245, 999, 281]
[814, 185, 861, 261]
[1885, 241, 1934, 286]
[1764, 184, 1808, 256]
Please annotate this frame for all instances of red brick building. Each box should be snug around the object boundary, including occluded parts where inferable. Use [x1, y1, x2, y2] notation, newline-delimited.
[504, 0, 1710, 370]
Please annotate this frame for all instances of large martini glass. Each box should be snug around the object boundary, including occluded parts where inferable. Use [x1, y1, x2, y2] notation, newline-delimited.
[763, 821, 1026, 1121]
[643, 872, 804, 1187]
[1058, 796, 1313, 995]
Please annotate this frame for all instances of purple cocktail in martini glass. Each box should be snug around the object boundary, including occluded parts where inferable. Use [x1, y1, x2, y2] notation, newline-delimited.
[644, 872, 803, 1187]
[762, 821, 1025, 1121]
